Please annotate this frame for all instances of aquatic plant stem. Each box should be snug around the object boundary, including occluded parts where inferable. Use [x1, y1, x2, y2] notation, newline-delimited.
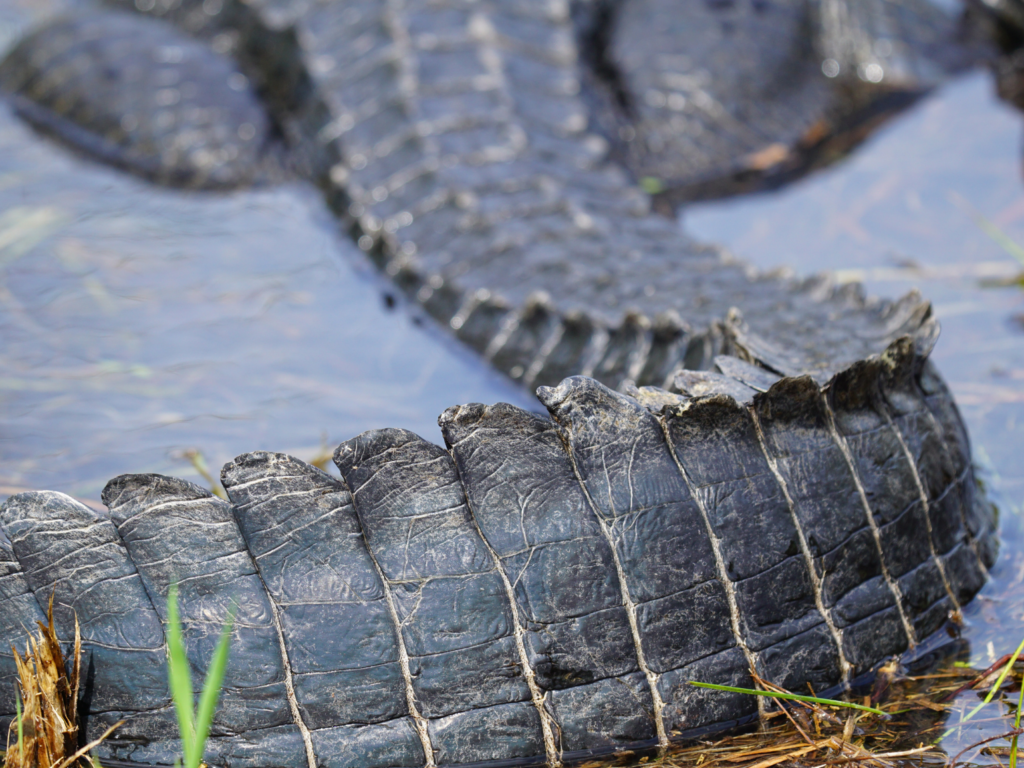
[688, 682, 886, 716]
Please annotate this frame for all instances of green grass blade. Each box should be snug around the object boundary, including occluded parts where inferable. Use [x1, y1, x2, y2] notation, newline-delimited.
[1012, 660, 1024, 768]
[990, 637, 1024, 708]
[974, 215, 1024, 267]
[166, 584, 197, 768]
[640, 177, 664, 195]
[965, 635, 1024, 724]
[688, 681, 886, 716]
[190, 605, 236, 768]
[16, 692, 23, 764]
[942, 635, 1024, 740]
[182, 449, 227, 500]
[949, 191, 1024, 268]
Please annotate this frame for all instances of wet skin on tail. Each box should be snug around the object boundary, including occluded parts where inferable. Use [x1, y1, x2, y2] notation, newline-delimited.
[0, 339, 997, 767]
[0, 1, 999, 766]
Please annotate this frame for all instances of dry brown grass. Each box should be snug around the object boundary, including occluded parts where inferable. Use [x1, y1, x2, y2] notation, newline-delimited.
[586, 661, 961, 768]
[3, 598, 120, 768]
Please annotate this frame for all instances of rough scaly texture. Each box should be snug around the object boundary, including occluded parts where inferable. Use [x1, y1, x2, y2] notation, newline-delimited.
[0, 337, 998, 767]
[0, 2, 999, 766]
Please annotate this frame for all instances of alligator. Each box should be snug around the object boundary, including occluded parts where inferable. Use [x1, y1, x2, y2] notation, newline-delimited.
[0, 1, 1001, 767]
[0, 353, 1000, 768]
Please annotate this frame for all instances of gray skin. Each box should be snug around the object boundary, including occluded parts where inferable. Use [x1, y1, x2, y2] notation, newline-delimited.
[0, 346, 998, 767]
[0, 1, 1000, 767]
[0, 12, 271, 188]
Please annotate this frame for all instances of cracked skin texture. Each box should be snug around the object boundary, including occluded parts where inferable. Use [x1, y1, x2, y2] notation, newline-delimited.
[0, 0, 1001, 766]
[0, 350, 998, 767]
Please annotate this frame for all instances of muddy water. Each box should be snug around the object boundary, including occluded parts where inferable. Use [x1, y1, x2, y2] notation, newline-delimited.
[2, 1, 1024, 761]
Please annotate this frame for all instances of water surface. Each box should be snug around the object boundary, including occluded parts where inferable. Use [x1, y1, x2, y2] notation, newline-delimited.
[1, 3, 1024, 762]
[0, 0, 531, 502]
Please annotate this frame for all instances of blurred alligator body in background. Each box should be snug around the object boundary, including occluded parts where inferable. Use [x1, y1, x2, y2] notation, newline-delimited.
[0, 1, 1004, 767]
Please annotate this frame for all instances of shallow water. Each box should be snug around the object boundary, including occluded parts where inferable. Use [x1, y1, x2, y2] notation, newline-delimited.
[1, 2, 1024, 763]
[0, 114, 534, 500]
[0, 1, 533, 502]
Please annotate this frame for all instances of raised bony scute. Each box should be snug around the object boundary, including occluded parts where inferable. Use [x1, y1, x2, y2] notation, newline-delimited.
[0, 334, 997, 768]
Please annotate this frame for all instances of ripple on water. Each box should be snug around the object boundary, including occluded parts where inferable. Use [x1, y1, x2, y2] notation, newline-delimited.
[2, 5, 1024, 761]
[0, 99, 532, 501]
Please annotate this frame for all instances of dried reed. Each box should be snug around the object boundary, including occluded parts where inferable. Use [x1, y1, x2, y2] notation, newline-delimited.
[3, 597, 120, 768]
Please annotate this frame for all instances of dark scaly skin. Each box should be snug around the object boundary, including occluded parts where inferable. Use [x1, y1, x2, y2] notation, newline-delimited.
[0, 342, 998, 767]
[0, 1, 1000, 766]
[0, 12, 269, 188]
[580, 0, 979, 202]
[215, 0, 974, 387]
[0, 2, 984, 386]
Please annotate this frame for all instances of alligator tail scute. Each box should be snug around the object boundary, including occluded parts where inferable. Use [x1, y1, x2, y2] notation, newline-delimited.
[0, 2, 999, 764]
[0, 1, 982, 400]
[0, 332, 995, 768]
